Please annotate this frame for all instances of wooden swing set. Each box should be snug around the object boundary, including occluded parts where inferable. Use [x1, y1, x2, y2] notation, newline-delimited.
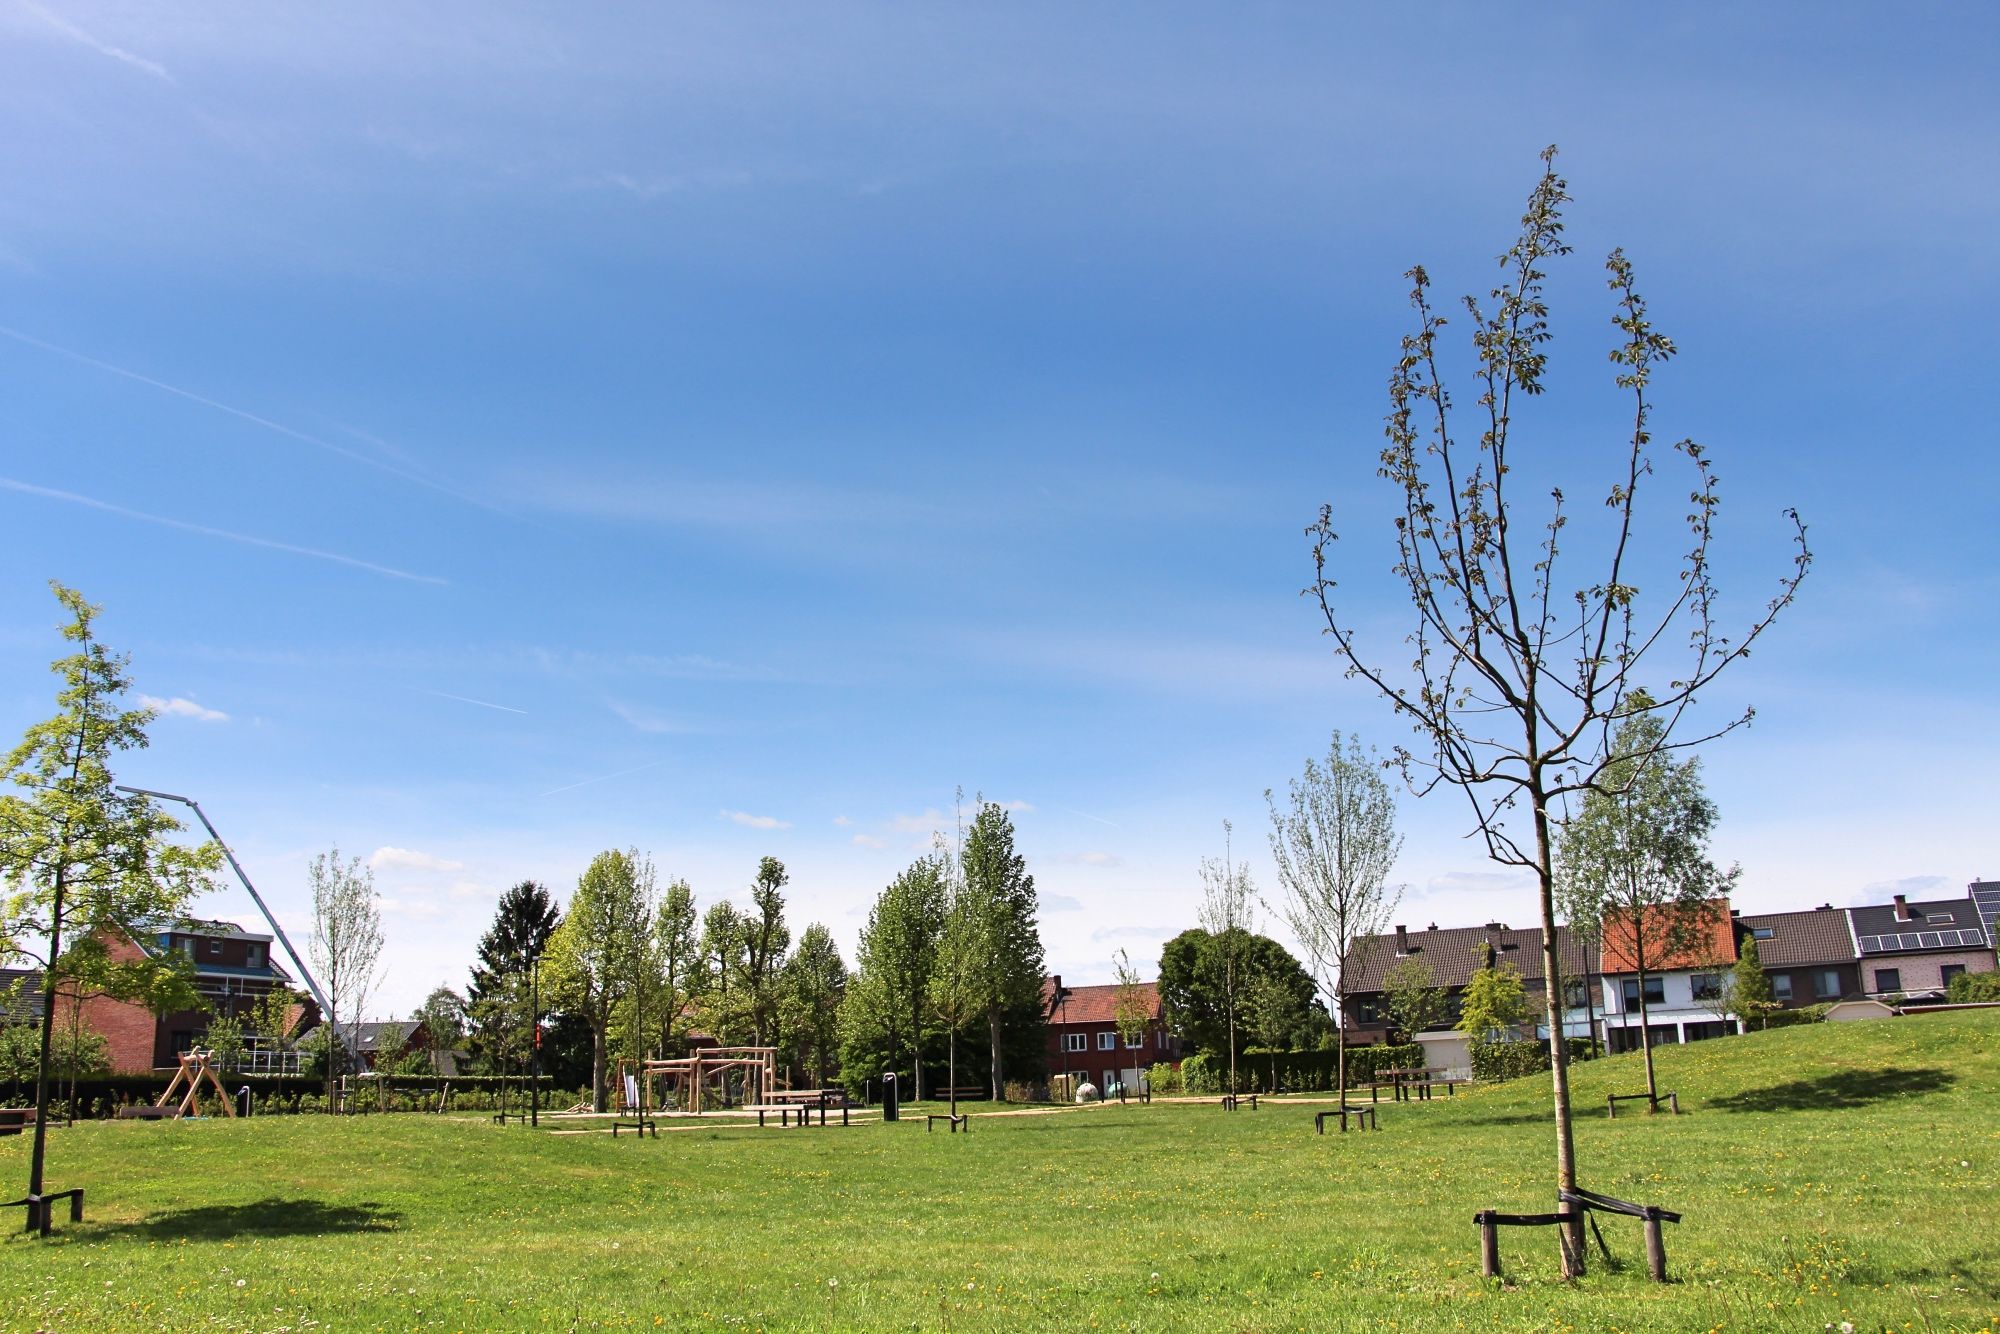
[620, 1046, 778, 1118]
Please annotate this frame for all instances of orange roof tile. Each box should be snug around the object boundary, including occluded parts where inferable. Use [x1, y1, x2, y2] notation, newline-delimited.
[1599, 899, 1736, 973]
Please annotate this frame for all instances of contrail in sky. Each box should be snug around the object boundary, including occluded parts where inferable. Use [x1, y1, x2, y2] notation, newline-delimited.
[417, 689, 528, 715]
[0, 325, 505, 514]
[1066, 807, 1121, 828]
[0, 477, 448, 586]
[538, 758, 671, 798]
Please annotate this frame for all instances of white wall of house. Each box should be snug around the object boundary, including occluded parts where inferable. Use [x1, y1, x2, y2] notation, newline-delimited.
[1597, 968, 1741, 1044]
[1414, 1031, 1471, 1080]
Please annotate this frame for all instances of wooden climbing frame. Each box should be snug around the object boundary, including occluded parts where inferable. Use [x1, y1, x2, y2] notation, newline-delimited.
[154, 1048, 236, 1119]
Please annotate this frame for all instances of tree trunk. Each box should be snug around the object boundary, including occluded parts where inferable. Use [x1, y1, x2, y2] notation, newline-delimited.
[1531, 789, 1583, 1279]
[591, 1021, 608, 1112]
[1335, 992, 1349, 1108]
[1637, 965, 1658, 1104]
[988, 1007, 1004, 1102]
[948, 1032, 957, 1117]
[27, 868, 66, 1205]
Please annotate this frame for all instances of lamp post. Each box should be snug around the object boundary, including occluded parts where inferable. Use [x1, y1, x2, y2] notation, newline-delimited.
[529, 947, 541, 1128]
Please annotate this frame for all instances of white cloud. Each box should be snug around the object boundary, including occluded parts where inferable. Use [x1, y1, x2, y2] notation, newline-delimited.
[889, 808, 954, 834]
[139, 694, 228, 723]
[606, 699, 700, 734]
[369, 847, 466, 874]
[832, 815, 852, 826]
[1042, 893, 1083, 912]
[1052, 851, 1121, 868]
[722, 809, 790, 830]
[851, 833, 887, 850]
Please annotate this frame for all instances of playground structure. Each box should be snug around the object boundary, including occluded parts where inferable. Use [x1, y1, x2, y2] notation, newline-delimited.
[154, 1048, 236, 1119]
[621, 1046, 779, 1117]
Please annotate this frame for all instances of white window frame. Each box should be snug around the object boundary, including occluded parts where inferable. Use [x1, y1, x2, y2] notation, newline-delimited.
[1096, 1031, 1117, 1051]
[1771, 974, 1794, 1001]
[1063, 1033, 1087, 1053]
[1124, 1031, 1144, 1049]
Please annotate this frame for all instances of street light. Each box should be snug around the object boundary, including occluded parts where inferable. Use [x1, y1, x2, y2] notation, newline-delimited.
[114, 786, 358, 1064]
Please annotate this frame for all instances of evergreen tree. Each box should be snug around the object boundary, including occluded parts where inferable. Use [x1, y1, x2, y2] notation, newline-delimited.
[1731, 932, 1776, 1029]
[465, 881, 558, 1073]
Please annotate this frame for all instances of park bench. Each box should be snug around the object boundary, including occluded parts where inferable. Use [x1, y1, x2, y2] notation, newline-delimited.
[1474, 1185, 1682, 1282]
[925, 1113, 969, 1133]
[1606, 1090, 1678, 1117]
[1220, 1093, 1259, 1111]
[0, 1108, 36, 1136]
[114, 1105, 176, 1121]
[1314, 1105, 1377, 1133]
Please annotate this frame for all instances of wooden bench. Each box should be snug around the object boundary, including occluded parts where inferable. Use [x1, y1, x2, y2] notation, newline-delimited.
[1315, 1105, 1377, 1133]
[611, 1116, 658, 1138]
[1220, 1093, 1259, 1111]
[115, 1105, 177, 1121]
[1606, 1090, 1678, 1117]
[0, 1108, 37, 1136]
[748, 1101, 852, 1128]
[925, 1113, 969, 1133]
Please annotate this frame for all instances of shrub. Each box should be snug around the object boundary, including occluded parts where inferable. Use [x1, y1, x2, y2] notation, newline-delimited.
[1146, 1062, 1181, 1096]
[1762, 1003, 1830, 1029]
[1179, 1045, 1423, 1093]
[1470, 1037, 1601, 1083]
[1947, 972, 2000, 1003]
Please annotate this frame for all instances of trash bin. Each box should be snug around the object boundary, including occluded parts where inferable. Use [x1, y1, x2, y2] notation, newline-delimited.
[881, 1071, 898, 1122]
[237, 1086, 252, 1118]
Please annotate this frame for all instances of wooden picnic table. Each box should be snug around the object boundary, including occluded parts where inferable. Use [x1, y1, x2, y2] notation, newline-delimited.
[1374, 1067, 1460, 1102]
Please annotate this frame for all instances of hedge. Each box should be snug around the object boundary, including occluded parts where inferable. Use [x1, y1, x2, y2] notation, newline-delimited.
[0, 1072, 573, 1119]
[1469, 1037, 1602, 1083]
[1946, 972, 2000, 1003]
[1180, 1044, 1425, 1094]
[1760, 1003, 1830, 1029]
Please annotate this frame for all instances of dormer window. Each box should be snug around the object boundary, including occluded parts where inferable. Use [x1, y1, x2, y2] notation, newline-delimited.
[246, 945, 263, 968]
[207, 939, 224, 956]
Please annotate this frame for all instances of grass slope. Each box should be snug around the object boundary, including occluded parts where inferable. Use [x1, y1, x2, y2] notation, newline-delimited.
[1, 1012, 1995, 1332]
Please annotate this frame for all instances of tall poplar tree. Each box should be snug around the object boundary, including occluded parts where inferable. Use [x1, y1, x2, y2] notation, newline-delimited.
[0, 584, 219, 1219]
[545, 849, 650, 1110]
[961, 802, 1045, 1101]
[839, 854, 945, 1098]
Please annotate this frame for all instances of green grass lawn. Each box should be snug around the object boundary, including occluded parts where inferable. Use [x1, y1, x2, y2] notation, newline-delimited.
[2, 1012, 1996, 1332]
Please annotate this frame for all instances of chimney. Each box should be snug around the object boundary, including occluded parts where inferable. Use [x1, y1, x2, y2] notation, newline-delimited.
[1427, 923, 1438, 931]
[1394, 925, 1409, 955]
[1894, 894, 1912, 922]
[1816, 903, 1833, 912]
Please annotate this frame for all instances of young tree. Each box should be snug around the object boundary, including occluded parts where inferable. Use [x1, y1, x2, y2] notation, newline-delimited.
[1381, 955, 1450, 1043]
[839, 855, 945, 1099]
[739, 857, 792, 1048]
[1265, 730, 1404, 1110]
[246, 984, 306, 1074]
[544, 849, 650, 1110]
[1307, 151, 1809, 1270]
[928, 845, 985, 1119]
[1557, 706, 1735, 1104]
[413, 986, 467, 1076]
[696, 900, 747, 1044]
[308, 848, 384, 1100]
[1456, 961, 1530, 1046]
[1731, 932, 1777, 1029]
[0, 584, 221, 1218]
[960, 802, 1045, 1101]
[1196, 821, 1256, 1095]
[1111, 949, 1152, 1095]
[782, 923, 846, 1086]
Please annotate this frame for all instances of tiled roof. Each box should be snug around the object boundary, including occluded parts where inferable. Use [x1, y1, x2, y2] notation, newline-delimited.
[1346, 924, 1590, 993]
[1041, 978, 1161, 1025]
[1600, 900, 1736, 973]
[1736, 908, 1854, 967]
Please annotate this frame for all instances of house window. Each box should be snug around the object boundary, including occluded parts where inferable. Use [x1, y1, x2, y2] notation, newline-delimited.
[1771, 974, 1793, 1001]
[1941, 964, 1967, 987]
[1096, 1032, 1117, 1051]
[246, 945, 263, 968]
[1873, 968, 1901, 994]
[207, 939, 223, 956]
[1563, 980, 1587, 1009]
[1157, 1030, 1170, 1050]
[1813, 969, 1841, 999]
[1620, 977, 1666, 1010]
[1751, 927, 1775, 940]
[1124, 1032, 1144, 1049]
[1064, 1033, 1087, 1053]
[1690, 973, 1723, 1001]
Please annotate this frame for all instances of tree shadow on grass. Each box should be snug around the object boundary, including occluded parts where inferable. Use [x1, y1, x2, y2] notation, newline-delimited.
[97, 1197, 400, 1241]
[1708, 1066, 1955, 1113]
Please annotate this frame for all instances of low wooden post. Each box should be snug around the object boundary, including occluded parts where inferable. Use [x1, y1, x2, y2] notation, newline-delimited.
[1606, 1093, 1617, 1119]
[1643, 1208, 1668, 1282]
[1476, 1211, 1501, 1278]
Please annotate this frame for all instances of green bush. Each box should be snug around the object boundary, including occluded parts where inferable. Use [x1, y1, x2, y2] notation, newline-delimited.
[1180, 1045, 1424, 1093]
[1146, 1062, 1181, 1095]
[1947, 972, 2000, 1003]
[1470, 1037, 1601, 1083]
[1762, 1003, 1830, 1029]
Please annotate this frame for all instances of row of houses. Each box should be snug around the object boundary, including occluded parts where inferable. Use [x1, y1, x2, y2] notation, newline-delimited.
[1340, 882, 1998, 1076]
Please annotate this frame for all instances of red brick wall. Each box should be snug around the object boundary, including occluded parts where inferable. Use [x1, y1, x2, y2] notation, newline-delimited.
[79, 994, 158, 1073]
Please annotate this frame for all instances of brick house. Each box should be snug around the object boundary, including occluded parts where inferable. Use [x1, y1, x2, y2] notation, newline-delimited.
[1849, 893, 1994, 999]
[1041, 975, 1181, 1092]
[19, 919, 311, 1074]
[1732, 906, 1858, 1010]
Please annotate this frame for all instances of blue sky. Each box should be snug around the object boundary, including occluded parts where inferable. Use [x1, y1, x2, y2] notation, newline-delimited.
[3, 4, 1996, 1017]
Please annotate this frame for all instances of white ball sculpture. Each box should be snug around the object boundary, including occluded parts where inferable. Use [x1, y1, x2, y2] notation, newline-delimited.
[1075, 1080, 1100, 1103]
